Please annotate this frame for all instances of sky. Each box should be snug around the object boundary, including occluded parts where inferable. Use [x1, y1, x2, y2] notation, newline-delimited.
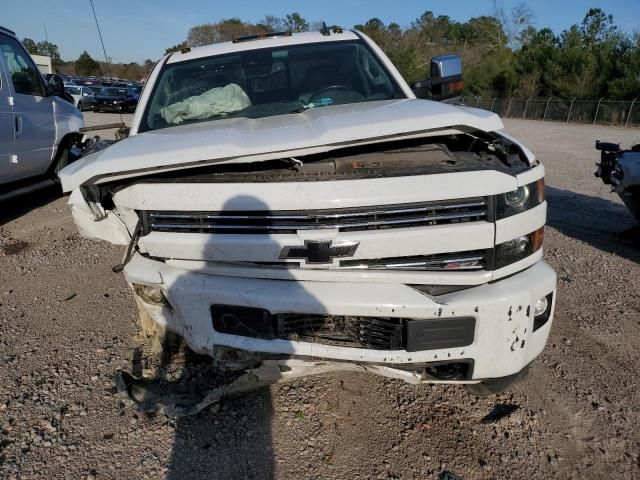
[7, 0, 640, 64]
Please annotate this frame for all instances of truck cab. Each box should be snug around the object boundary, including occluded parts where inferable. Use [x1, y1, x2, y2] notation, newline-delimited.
[61, 30, 557, 400]
[0, 26, 83, 200]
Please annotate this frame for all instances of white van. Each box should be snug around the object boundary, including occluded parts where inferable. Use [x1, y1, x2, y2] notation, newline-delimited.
[0, 26, 83, 201]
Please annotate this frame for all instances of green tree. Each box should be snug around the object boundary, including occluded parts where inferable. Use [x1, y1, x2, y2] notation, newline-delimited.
[165, 41, 188, 54]
[36, 41, 62, 66]
[75, 51, 100, 76]
[21, 37, 38, 54]
[283, 12, 308, 32]
[580, 8, 617, 46]
[187, 19, 260, 46]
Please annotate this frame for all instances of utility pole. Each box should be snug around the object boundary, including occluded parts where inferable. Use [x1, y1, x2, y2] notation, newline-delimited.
[43, 23, 49, 43]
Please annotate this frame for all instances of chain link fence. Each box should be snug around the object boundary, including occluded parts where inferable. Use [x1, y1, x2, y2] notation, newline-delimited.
[461, 96, 640, 127]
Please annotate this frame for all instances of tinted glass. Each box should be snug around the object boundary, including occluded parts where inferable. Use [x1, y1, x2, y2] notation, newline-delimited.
[98, 87, 128, 96]
[141, 40, 403, 132]
[0, 34, 44, 96]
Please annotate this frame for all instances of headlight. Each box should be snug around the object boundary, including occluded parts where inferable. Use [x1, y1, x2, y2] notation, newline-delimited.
[493, 227, 544, 269]
[496, 178, 545, 219]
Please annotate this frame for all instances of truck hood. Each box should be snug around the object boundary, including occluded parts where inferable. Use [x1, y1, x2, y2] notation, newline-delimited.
[60, 98, 503, 191]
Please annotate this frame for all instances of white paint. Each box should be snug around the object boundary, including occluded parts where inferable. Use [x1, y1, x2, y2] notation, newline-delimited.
[127, 255, 556, 380]
[114, 170, 516, 211]
[60, 99, 505, 191]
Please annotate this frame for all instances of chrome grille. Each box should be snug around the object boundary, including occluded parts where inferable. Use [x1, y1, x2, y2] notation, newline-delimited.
[339, 250, 488, 271]
[141, 197, 488, 235]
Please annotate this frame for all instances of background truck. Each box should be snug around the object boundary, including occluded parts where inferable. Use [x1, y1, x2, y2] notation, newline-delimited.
[61, 29, 557, 411]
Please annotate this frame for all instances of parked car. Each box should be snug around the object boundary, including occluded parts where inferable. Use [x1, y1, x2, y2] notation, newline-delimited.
[65, 85, 96, 111]
[92, 86, 137, 113]
[0, 26, 83, 200]
[61, 30, 556, 408]
[127, 84, 142, 101]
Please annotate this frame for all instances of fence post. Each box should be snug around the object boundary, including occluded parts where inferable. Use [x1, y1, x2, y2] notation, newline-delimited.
[625, 98, 637, 128]
[522, 97, 531, 119]
[490, 97, 496, 112]
[475, 96, 480, 107]
[566, 97, 576, 122]
[505, 97, 513, 118]
[543, 97, 552, 121]
[593, 97, 604, 125]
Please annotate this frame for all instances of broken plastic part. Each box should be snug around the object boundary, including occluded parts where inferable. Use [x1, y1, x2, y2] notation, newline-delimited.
[133, 283, 169, 307]
[112, 220, 142, 273]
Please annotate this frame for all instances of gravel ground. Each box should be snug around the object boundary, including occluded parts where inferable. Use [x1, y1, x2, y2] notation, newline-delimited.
[1, 114, 639, 480]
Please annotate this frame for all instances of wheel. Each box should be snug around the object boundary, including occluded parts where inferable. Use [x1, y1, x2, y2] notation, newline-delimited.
[52, 147, 70, 180]
[464, 366, 530, 397]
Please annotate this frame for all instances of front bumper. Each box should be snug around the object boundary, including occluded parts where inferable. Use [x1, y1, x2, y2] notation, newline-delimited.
[125, 253, 556, 381]
[94, 103, 124, 112]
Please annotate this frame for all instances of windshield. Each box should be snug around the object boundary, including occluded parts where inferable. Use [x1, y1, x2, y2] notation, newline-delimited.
[99, 87, 128, 97]
[141, 40, 404, 132]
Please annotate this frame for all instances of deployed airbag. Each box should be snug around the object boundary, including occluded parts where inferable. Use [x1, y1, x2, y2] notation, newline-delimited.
[160, 83, 251, 124]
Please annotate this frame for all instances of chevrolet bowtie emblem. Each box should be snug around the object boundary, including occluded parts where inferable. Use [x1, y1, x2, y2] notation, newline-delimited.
[279, 240, 359, 264]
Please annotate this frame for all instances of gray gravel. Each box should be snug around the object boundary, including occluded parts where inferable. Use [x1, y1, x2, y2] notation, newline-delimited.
[0, 115, 639, 479]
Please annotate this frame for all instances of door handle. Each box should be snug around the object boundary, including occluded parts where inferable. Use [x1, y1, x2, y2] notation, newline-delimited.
[14, 115, 22, 136]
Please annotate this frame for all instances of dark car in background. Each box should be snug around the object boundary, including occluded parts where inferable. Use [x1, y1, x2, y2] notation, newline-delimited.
[92, 86, 138, 113]
[127, 84, 142, 101]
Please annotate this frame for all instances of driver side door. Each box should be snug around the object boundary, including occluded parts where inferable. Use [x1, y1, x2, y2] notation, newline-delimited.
[0, 44, 16, 184]
[0, 33, 55, 180]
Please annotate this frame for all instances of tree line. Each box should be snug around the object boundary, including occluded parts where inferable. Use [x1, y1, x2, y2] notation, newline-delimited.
[21, 6, 640, 99]
[22, 39, 154, 80]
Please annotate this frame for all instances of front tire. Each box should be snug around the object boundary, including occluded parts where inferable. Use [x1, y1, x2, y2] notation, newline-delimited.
[52, 147, 70, 181]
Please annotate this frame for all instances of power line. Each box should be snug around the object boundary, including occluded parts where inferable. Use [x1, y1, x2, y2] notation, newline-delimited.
[88, 0, 124, 125]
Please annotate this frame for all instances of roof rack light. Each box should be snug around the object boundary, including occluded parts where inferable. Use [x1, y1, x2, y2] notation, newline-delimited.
[232, 31, 292, 43]
[0, 26, 16, 36]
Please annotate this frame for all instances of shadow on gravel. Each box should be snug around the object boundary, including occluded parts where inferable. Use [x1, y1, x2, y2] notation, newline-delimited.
[156, 194, 328, 479]
[0, 184, 60, 225]
[546, 186, 640, 263]
[154, 342, 276, 480]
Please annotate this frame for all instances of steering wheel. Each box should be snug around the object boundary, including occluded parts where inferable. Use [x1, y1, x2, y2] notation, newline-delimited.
[308, 85, 353, 104]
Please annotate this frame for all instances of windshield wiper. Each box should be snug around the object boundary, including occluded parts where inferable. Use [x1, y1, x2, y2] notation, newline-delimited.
[288, 101, 313, 114]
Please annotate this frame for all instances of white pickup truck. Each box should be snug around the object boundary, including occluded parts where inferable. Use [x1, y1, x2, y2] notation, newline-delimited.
[61, 30, 556, 401]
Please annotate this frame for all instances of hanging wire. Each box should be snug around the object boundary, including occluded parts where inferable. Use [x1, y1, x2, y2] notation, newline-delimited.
[89, 0, 125, 126]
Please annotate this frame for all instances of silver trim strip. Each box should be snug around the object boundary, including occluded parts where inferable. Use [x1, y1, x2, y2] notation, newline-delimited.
[150, 211, 487, 231]
[147, 201, 487, 222]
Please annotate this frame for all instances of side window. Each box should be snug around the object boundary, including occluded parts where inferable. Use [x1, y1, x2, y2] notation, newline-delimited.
[0, 34, 44, 96]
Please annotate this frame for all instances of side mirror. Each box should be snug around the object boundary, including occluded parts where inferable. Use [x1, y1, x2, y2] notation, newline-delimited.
[411, 54, 464, 102]
[45, 74, 75, 104]
[45, 74, 65, 97]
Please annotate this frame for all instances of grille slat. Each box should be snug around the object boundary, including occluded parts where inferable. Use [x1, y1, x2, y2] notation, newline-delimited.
[142, 197, 488, 235]
[340, 251, 487, 271]
[275, 314, 404, 350]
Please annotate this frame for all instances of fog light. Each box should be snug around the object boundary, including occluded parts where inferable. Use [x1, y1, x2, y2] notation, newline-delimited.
[533, 296, 549, 317]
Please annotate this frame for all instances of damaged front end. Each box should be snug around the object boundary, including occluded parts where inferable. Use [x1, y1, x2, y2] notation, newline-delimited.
[595, 141, 640, 241]
[65, 121, 556, 414]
